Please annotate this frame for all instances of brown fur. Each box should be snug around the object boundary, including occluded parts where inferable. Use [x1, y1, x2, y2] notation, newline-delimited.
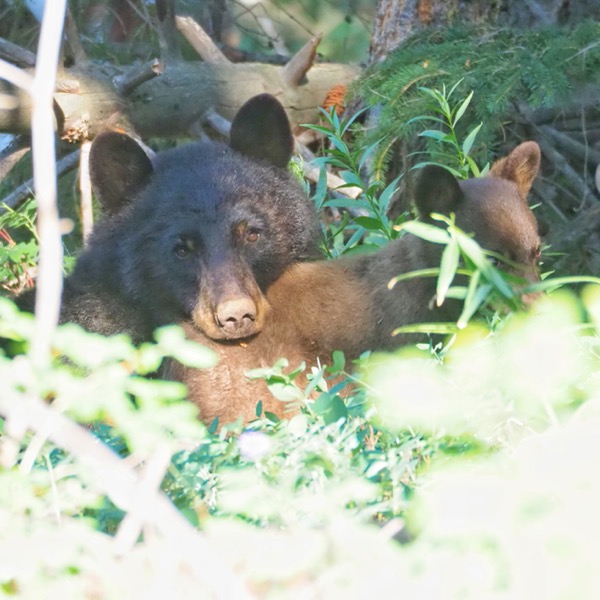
[166, 142, 543, 426]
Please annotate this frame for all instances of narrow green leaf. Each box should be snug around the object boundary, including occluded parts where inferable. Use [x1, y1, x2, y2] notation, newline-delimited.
[462, 122, 483, 156]
[392, 322, 459, 336]
[437, 238, 460, 306]
[354, 216, 383, 231]
[388, 268, 440, 289]
[419, 129, 448, 141]
[396, 220, 451, 244]
[455, 233, 514, 298]
[453, 90, 474, 126]
[457, 280, 493, 329]
[378, 175, 402, 214]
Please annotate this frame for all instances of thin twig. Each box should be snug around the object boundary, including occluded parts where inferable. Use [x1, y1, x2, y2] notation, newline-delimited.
[79, 142, 93, 243]
[29, 0, 68, 368]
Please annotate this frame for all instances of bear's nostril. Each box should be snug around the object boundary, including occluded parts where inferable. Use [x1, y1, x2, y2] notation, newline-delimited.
[216, 298, 257, 332]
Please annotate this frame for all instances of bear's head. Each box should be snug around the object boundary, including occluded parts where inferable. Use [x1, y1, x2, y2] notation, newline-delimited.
[86, 94, 321, 340]
[413, 141, 542, 290]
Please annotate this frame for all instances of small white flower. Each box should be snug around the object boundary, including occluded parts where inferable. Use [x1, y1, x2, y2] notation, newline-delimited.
[237, 431, 272, 461]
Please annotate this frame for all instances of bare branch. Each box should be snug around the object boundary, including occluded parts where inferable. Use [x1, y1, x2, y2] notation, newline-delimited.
[0, 150, 80, 212]
[113, 59, 164, 97]
[281, 35, 322, 88]
[537, 137, 592, 209]
[539, 125, 600, 167]
[202, 106, 231, 137]
[0, 136, 30, 183]
[175, 15, 230, 64]
[0, 37, 36, 68]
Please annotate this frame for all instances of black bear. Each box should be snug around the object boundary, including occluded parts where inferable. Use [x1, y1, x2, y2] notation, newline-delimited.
[18, 94, 322, 343]
[165, 141, 542, 425]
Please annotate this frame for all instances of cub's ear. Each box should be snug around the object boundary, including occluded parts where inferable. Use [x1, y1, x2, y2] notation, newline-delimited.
[489, 141, 541, 199]
[413, 165, 463, 218]
[230, 93, 294, 168]
[89, 131, 154, 214]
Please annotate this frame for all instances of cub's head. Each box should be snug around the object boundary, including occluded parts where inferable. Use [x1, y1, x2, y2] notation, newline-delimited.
[414, 142, 542, 290]
[87, 94, 321, 340]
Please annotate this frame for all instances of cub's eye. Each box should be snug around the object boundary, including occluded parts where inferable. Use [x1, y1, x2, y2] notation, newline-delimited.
[488, 254, 504, 269]
[245, 227, 261, 243]
[174, 238, 194, 259]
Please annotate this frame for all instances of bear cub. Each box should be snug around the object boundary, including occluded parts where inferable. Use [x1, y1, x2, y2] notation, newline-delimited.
[19, 94, 322, 344]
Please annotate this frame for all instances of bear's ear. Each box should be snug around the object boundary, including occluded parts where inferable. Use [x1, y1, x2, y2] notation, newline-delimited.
[89, 131, 154, 214]
[489, 141, 541, 199]
[413, 165, 463, 218]
[229, 93, 294, 168]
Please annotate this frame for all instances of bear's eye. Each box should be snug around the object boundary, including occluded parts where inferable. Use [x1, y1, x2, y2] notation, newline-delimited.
[174, 237, 194, 259]
[245, 227, 261, 243]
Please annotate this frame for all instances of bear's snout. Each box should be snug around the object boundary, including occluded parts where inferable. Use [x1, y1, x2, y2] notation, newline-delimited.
[215, 298, 257, 337]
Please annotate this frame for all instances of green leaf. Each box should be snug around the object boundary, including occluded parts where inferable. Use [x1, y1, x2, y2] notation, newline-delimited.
[457, 275, 493, 329]
[437, 238, 460, 306]
[396, 221, 451, 244]
[378, 174, 402, 214]
[329, 350, 346, 374]
[455, 233, 514, 298]
[419, 129, 448, 142]
[453, 90, 474, 126]
[353, 216, 383, 231]
[312, 393, 348, 424]
[339, 170, 363, 188]
[392, 322, 459, 336]
[462, 122, 482, 156]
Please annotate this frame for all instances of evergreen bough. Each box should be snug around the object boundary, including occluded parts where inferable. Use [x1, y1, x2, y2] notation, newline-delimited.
[357, 21, 600, 175]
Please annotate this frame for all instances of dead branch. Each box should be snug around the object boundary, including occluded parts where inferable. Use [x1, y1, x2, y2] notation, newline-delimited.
[113, 58, 164, 97]
[537, 136, 592, 209]
[175, 15, 230, 64]
[0, 60, 361, 140]
[539, 125, 600, 168]
[281, 35, 322, 88]
[0, 37, 36, 68]
[1, 150, 80, 211]
[0, 135, 30, 183]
